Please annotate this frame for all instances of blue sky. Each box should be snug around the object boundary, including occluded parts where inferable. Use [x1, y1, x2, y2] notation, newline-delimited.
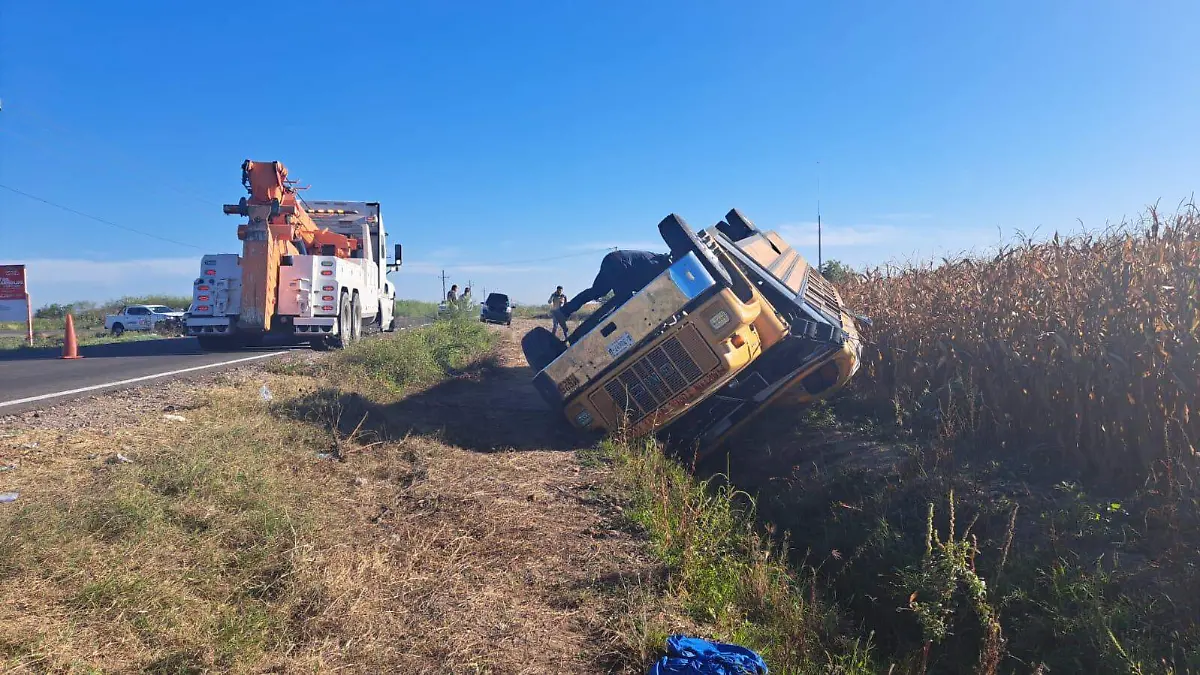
[1, 0, 1197, 307]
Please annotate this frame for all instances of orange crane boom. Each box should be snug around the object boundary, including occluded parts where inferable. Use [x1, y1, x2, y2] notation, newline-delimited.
[222, 160, 360, 333]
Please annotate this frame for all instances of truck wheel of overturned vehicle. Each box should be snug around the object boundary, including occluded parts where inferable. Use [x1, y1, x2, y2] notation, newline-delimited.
[110, 323, 125, 337]
[717, 208, 760, 241]
[657, 213, 733, 288]
[522, 326, 568, 372]
[350, 293, 363, 342]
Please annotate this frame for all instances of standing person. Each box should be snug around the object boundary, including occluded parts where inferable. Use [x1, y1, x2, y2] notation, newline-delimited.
[461, 287, 472, 307]
[547, 285, 568, 339]
[551, 250, 672, 325]
[446, 284, 458, 304]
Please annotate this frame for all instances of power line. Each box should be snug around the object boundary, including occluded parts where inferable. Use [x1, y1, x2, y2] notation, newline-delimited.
[0, 183, 204, 250]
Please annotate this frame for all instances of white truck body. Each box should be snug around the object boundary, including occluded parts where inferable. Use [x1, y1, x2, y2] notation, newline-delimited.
[104, 304, 185, 334]
[185, 201, 398, 348]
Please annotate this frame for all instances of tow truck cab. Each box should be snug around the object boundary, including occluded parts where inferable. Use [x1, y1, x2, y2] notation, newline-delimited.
[524, 209, 862, 457]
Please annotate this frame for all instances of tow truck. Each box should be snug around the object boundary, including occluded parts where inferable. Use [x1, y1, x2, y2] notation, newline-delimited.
[522, 209, 863, 458]
[185, 160, 402, 350]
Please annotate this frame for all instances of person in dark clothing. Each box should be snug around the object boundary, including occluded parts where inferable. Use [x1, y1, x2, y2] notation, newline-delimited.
[553, 250, 673, 323]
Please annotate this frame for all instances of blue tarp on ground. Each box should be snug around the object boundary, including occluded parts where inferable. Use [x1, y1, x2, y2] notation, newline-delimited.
[649, 635, 768, 675]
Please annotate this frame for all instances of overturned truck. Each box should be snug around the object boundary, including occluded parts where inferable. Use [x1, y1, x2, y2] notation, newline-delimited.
[522, 209, 864, 458]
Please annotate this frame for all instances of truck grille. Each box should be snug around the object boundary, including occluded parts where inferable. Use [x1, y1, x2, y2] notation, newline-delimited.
[598, 325, 713, 424]
[803, 269, 843, 326]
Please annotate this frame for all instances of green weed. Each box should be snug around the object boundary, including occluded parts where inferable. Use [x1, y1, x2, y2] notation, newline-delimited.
[336, 315, 496, 392]
[597, 437, 876, 674]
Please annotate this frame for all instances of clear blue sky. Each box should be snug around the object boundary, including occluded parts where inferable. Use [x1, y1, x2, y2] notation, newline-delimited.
[1, 0, 1197, 307]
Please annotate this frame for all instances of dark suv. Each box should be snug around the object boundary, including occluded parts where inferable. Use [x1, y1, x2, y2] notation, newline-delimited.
[480, 293, 513, 325]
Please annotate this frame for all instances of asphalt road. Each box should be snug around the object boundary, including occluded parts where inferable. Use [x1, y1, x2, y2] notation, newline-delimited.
[0, 318, 431, 414]
[0, 337, 296, 414]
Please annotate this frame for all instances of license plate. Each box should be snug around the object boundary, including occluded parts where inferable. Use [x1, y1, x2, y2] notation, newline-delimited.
[606, 331, 635, 359]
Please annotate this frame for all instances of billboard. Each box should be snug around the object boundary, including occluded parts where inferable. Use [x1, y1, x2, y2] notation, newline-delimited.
[0, 264, 25, 300]
[0, 265, 32, 343]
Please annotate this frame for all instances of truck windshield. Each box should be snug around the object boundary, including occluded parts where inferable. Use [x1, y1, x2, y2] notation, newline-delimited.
[147, 306, 174, 313]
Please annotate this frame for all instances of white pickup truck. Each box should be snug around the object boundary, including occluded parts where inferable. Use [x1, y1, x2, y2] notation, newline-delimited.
[104, 304, 186, 336]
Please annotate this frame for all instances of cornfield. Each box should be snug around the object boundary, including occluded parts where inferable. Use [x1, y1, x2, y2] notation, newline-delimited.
[840, 207, 1199, 481]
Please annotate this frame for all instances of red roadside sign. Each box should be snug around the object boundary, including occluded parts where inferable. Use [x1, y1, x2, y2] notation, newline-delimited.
[0, 264, 26, 300]
[0, 264, 33, 345]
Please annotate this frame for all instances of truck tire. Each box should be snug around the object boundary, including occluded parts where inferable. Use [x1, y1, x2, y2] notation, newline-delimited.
[334, 292, 352, 349]
[657, 213, 733, 288]
[350, 293, 363, 342]
[717, 208, 760, 241]
[110, 323, 125, 337]
[522, 326, 567, 373]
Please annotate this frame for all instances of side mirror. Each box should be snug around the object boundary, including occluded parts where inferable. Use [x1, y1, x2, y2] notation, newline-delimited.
[394, 244, 403, 265]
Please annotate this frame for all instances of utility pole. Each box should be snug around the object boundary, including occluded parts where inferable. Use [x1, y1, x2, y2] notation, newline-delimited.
[440, 270, 449, 300]
[816, 160, 823, 270]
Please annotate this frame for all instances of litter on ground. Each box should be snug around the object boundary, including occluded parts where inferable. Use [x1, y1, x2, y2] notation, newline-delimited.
[649, 635, 768, 675]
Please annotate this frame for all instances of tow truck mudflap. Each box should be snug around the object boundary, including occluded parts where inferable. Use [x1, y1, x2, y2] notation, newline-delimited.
[292, 317, 337, 335]
[186, 317, 235, 335]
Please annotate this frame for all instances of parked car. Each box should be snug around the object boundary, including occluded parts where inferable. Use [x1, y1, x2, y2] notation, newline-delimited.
[479, 293, 513, 325]
[104, 304, 186, 336]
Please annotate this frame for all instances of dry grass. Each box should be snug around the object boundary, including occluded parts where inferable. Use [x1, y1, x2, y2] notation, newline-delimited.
[0, 321, 657, 673]
[841, 206, 1200, 482]
[0, 379, 327, 672]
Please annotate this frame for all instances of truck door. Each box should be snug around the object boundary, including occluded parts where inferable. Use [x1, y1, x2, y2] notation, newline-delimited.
[128, 307, 149, 329]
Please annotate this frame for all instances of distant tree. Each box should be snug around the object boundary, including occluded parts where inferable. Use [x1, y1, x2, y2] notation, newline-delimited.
[819, 259, 854, 284]
[34, 303, 71, 320]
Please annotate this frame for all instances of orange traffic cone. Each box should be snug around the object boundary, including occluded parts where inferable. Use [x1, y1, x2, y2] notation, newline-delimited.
[61, 313, 83, 360]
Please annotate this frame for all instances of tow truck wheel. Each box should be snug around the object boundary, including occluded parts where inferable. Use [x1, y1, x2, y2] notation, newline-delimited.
[110, 323, 125, 337]
[350, 294, 363, 342]
[333, 293, 352, 349]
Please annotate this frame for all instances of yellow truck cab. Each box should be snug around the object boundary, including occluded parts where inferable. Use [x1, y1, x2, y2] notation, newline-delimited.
[522, 209, 862, 457]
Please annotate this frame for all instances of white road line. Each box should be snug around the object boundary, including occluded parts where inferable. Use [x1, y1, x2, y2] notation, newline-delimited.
[0, 321, 436, 411]
[0, 350, 290, 409]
